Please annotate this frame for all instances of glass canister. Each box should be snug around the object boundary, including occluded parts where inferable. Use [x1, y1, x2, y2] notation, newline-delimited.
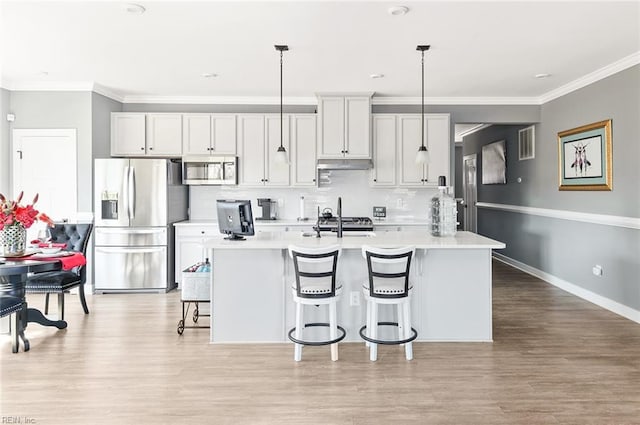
[429, 176, 457, 237]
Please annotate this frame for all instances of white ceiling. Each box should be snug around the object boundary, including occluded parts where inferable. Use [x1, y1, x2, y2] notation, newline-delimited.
[1, 1, 639, 104]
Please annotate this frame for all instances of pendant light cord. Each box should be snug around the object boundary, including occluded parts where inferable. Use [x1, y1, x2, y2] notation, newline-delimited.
[421, 49, 425, 149]
[280, 49, 283, 150]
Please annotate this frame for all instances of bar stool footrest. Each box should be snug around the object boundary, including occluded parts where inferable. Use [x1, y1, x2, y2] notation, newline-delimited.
[359, 322, 418, 345]
[288, 322, 346, 346]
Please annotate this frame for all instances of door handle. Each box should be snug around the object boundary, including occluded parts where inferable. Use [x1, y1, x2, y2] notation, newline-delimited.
[129, 166, 136, 220]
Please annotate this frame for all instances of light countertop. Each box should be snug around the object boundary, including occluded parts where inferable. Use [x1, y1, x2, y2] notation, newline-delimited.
[174, 218, 430, 227]
[201, 230, 505, 250]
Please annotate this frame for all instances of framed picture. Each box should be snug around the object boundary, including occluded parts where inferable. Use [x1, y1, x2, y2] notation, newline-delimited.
[482, 140, 506, 184]
[558, 119, 612, 191]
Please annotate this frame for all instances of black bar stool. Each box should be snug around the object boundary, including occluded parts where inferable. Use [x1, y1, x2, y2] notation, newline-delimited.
[287, 244, 346, 361]
[360, 245, 417, 361]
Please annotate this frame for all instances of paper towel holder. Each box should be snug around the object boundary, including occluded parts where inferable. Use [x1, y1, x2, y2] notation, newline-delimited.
[297, 195, 309, 221]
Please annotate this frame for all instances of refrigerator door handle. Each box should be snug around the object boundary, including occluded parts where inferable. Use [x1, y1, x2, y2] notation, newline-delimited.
[122, 165, 130, 220]
[128, 166, 136, 220]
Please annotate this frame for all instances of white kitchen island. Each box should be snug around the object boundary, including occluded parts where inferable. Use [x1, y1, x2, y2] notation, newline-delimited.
[203, 231, 505, 344]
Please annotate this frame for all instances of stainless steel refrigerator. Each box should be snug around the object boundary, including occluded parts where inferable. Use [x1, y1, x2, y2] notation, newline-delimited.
[93, 158, 188, 292]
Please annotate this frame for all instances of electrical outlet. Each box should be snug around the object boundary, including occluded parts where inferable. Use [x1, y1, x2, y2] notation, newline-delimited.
[349, 291, 360, 307]
[277, 198, 284, 207]
[592, 265, 603, 276]
[396, 198, 403, 209]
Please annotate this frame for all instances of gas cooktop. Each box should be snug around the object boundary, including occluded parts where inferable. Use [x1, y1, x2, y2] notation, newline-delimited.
[316, 216, 374, 232]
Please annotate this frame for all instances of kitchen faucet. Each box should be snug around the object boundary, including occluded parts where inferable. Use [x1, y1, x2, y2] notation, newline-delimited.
[315, 206, 321, 238]
[337, 197, 343, 238]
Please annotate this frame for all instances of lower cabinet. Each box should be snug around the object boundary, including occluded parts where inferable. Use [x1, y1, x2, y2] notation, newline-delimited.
[174, 225, 217, 287]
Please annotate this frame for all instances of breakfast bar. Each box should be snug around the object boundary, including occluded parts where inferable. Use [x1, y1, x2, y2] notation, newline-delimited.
[204, 230, 505, 343]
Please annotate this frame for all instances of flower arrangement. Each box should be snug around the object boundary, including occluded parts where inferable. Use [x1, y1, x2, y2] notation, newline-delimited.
[0, 191, 54, 230]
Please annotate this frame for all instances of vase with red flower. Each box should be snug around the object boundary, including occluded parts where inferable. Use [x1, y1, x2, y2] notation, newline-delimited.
[0, 191, 53, 256]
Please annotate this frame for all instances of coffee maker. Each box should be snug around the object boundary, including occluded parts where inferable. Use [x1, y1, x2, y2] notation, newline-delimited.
[256, 198, 277, 220]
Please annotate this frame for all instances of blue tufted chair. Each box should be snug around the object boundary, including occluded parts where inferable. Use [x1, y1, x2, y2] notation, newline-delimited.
[25, 223, 93, 320]
[0, 296, 24, 353]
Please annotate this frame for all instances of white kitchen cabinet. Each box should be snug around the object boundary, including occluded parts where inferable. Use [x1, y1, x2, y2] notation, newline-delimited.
[238, 114, 290, 186]
[111, 112, 182, 157]
[145, 113, 183, 156]
[398, 113, 450, 187]
[174, 225, 218, 287]
[371, 115, 397, 186]
[111, 113, 146, 156]
[317, 93, 372, 159]
[182, 114, 236, 155]
[290, 114, 317, 186]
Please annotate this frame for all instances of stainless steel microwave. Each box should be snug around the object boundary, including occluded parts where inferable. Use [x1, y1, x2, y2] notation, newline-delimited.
[182, 156, 238, 185]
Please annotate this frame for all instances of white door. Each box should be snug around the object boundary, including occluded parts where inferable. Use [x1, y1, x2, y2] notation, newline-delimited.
[12, 129, 78, 226]
[463, 154, 477, 233]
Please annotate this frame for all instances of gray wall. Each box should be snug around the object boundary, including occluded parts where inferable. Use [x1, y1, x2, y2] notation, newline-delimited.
[92, 92, 122, 159]
[9, 91, 93, 213]
[0, 88, 10, 195]
[463, 65, 640, 311]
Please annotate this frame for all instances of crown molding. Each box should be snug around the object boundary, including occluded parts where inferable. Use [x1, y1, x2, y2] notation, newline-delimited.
[92, 83, 125, 103]
[538, 51, 640, 104]
[3, 80, 95, 92]
[371, 96, 542, 105]
[456, 124, 492, 141]
[120, 95, 318, 105]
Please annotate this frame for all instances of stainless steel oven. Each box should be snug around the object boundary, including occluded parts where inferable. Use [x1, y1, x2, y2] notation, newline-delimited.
[182, 156, 237, 185]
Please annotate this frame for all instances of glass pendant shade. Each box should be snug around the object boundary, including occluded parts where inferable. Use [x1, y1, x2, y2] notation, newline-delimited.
[275, 146, 288, 164]
[416, 145, 430, 165]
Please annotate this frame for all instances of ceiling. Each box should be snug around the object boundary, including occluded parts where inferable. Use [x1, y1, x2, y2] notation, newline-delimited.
[1, 1, 639, 104]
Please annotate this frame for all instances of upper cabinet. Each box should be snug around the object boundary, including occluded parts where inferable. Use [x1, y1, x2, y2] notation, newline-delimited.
[371, 115, 397, 186]
[317, 93, 372, 159]
[398, 113, 450, 187]
[111, 113, 182, 157]
[237, 114, 290, 187]
[290, 114, 317, 186]
[182, 114, 236, 155]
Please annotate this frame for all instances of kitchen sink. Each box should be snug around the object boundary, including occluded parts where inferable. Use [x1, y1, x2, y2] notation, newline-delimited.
[300, 231, 376, 238]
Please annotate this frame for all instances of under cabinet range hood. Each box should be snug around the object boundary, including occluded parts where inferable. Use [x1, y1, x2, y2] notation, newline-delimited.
[316, 159, 373, 171]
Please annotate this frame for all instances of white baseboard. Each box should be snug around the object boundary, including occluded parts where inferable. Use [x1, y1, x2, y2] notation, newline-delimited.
[493, 252, 640, 324]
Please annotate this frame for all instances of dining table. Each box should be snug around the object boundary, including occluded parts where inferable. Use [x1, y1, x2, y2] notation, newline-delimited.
[0, 257, 66, 351]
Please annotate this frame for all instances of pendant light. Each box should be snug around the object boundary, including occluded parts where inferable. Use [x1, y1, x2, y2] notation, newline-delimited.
[274, 44, 289, 164]
[416, 45, 431, 165]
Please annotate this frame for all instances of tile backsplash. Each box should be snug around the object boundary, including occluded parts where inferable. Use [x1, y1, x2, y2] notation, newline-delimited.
[189, 170, 441, 221]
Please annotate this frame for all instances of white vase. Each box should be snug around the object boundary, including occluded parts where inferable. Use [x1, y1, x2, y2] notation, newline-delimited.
[0, 224, 27, 256]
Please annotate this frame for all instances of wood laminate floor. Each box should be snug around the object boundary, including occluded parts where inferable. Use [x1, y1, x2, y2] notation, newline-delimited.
[1, 260, 639, 425]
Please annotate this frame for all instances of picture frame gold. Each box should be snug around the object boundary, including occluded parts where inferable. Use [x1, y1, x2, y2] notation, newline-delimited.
[558, 119, 612, 191]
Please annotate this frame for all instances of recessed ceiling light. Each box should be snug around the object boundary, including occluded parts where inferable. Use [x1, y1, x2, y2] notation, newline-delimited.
[388, 6, 409, 16]
[202, 73, 218, 78]
[534, 73, 551, 79]
[370, 74, 384, 79]
[38, 71, 49, 77]
[123, 3, 146, 15]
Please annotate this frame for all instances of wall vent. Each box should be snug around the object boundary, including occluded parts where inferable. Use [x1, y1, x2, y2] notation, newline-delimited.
[518, 125, 535, 160]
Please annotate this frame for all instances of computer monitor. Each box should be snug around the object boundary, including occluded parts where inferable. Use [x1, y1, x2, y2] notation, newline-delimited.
[216, 199, 255, 240]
